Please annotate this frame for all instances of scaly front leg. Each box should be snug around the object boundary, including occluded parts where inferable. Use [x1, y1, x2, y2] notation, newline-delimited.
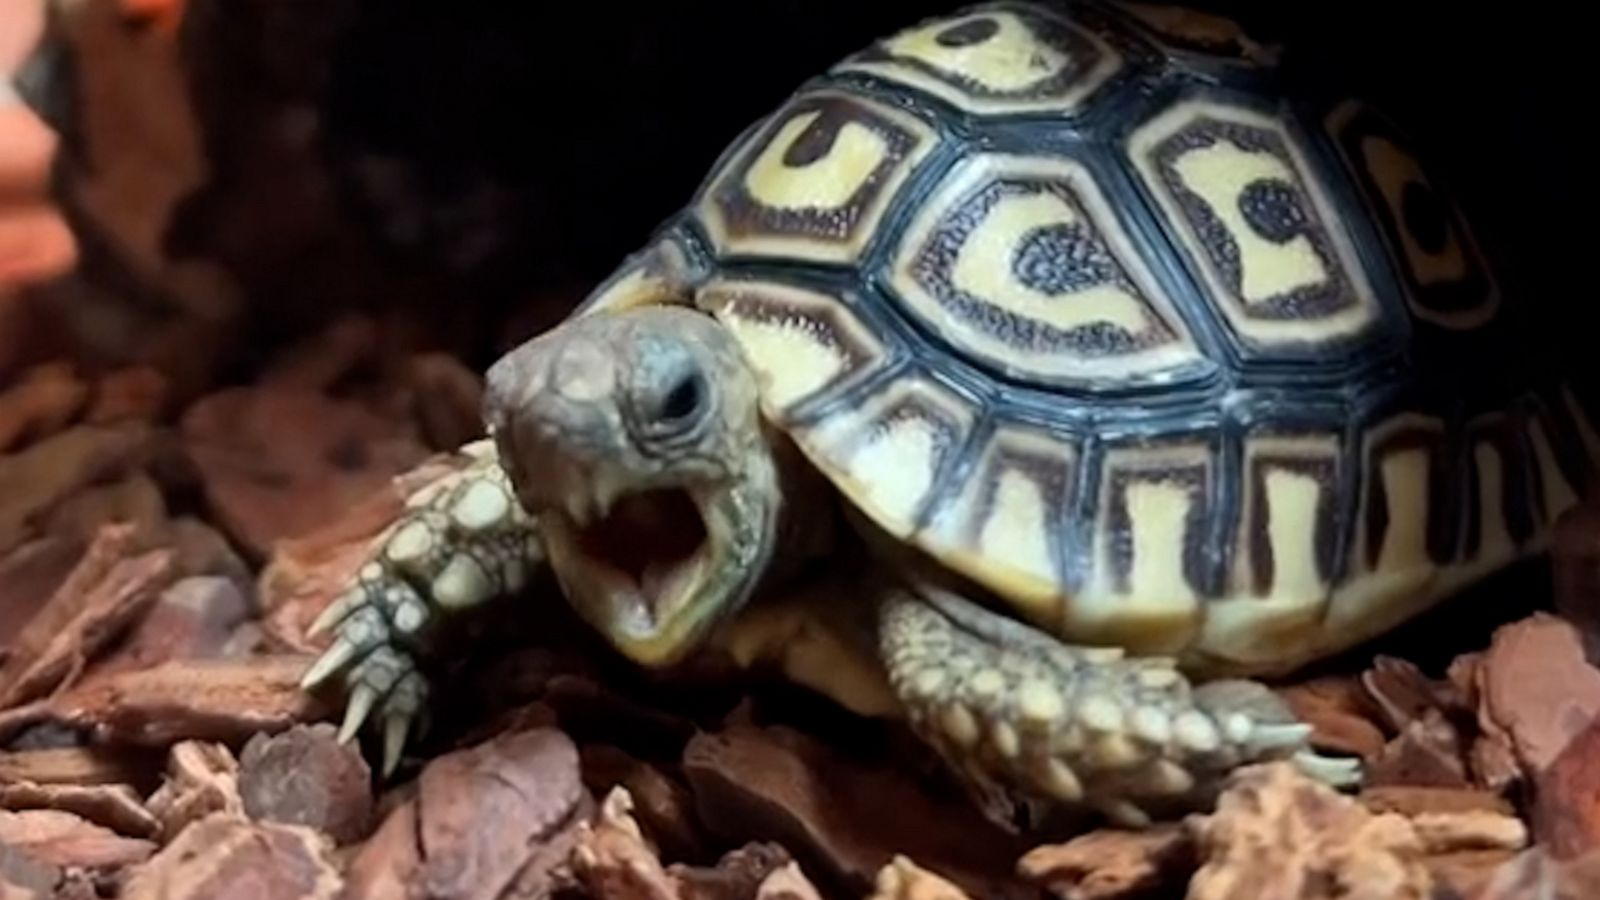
[878, 584, 1361, 828]
[299, 439, 544, 774]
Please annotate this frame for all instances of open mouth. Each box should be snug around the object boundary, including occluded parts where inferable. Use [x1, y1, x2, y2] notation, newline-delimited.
[540, 483, 728, 656]
[571, 488, 710, 612]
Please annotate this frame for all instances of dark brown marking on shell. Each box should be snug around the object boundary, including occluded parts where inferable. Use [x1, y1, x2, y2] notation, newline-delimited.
[1329, 105, 1494, 324]
[1104, 458, 1209, 596]
[937, 16, 1000, 47]
[1362, 426, 1456, 571]
[851, 7, 1106, 104]
[1462, 419, 1537, 555]
[961, 435, 1076, 565]
[1149, 116, 1358, 322]
[1247, 452, 1338, 595]
[710, 94, 922, 248]
[906, 175, 1180, 360]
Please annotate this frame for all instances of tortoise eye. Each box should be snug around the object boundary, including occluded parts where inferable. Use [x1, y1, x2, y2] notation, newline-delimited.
[658, 371, 706, 424]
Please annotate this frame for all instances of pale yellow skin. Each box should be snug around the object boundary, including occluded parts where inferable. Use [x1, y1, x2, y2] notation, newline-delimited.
[299, 2, 1599, 828]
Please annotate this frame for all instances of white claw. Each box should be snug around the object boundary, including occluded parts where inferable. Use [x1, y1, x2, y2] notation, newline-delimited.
[383, 714, 411, 777]
[1251, 723, 1314, 751]
[308, 590, 365, 638]
[300, 637, 360, 689]
[339, 684, 379, 744]
[1294, 750, 1363, 788]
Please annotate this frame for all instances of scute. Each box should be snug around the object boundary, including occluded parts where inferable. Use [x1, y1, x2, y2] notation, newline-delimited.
[832, 2, 1123, 116]
[700, 277, 892, 420]
[1325, 101, 1499, 330]
[888, 152, 1212, 389]
[1127, 96, 1383, 355]
[696, 90, 938, 265]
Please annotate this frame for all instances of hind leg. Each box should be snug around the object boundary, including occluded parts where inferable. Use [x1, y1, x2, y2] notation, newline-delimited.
[876, 583, 1359, 827]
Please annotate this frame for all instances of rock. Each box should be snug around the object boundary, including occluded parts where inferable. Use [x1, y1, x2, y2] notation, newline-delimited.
[570, 786, 685, 900]
[1185, 762, 1436, 900]
[1532, 715, 1600, 859]
[1017, 827, 1194, 900]
[84, 366, 170, 426]
[681, 724, 1033, 899]
[0, 781, 158, 839]
[753, 863, 825, 900]
[41, 473, 167, 545]
[1477, 613, 1600, 779]
[47, 655, 336, 747]
[869, 857, 973, 900]
[1359, 786, 1515, 819]
[1360, 656, 1456, 733]
[164, 517, 253, 596]
[1279, 676, 1387, 760]
[180, 386, 429, 560]
[404, 352, 486, 450]
[83, 576, 252, 682]
[670, 843, 795, 900]
[119, 813, 343, 900]
[0, 523, 177, 710]
[143, 741, 245, 843]
[237, 723, 372, 845]
[342, 728, 587, 900]
[0, 424, 154, 556]
[0, 808, 155, 871]
[1409, 810, 1528, 854]
[1363, 711, 1471, 789]
[0, 362, 88, 453]
[581, 743, 708, 864]
[0, 536, 84, 650]
[0, 746, 162, 792]
[1477, 847, 1600, 900]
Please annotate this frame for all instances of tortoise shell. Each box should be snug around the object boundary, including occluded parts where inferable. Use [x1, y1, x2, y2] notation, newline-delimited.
[577, 1, 1600, 677]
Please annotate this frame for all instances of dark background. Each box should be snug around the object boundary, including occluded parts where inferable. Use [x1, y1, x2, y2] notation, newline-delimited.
[315, 1, 1585, 311]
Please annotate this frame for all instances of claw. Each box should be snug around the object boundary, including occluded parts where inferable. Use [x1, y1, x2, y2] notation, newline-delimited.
[338, 683, 379, 744]
[300, 636, 361, 689]
[1249, 723, 1314, 752]
[382, 713, 411, 777]
[1294, 749, 1363, 788]
[308, 589, 365, 638]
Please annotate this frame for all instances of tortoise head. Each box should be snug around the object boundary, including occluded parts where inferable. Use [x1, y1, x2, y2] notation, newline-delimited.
[483, 303, 784, 667]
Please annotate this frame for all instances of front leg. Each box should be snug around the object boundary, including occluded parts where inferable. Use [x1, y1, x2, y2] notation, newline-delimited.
[299, 439, 544, 774]
[878, 584, 1361, 828]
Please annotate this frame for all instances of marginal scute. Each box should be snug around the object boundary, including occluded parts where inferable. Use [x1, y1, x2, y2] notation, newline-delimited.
[700, 277, 891, 420]
[921, 423, 1078, 626]
[1460, 415, 1534, 565]
[889, 152, 1209, 388]
[801, 375, 977, 539]
[696, 90, 937, 264]
[576, 234, 696, 316]
[1127, 97, 1380, 353]
[1199, 432, 1341, 670]
[1325, 100, 1498, 330]
[1527, 409, 1581, 526]
[1117, 1, 1274, 63]
[1303, 414, 1448, 661]
[1067, 438, 1214, 655]
[832, 2, 1123, 116]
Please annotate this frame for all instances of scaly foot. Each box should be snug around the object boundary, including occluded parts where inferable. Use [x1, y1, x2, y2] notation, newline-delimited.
[300, 439, 545, 774]
[878, 585, 1360, 828]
